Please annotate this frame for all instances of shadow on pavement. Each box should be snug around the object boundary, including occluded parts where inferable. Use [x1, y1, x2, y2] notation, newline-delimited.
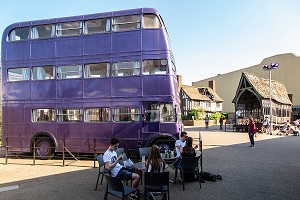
[1, 135, 300, 200]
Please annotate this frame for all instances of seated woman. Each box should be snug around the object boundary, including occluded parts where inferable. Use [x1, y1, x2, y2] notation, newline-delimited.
[146, 145, 165, 172]
[181, 137, 201, 182]
[145, 145, 166, 200]
[182, 137, 201, 158]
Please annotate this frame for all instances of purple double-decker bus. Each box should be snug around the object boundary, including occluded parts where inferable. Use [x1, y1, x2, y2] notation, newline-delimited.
[1, 8, 182, 158]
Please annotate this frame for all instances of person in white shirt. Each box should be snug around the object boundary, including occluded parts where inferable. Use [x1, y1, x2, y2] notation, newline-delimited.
[103, 137, 140, 199]
[173, 131, 188, 168]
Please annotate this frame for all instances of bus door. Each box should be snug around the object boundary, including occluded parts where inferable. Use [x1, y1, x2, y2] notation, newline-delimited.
[143, 102, 160, 133]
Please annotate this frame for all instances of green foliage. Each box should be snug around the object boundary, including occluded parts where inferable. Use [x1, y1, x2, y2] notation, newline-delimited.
[209, 112, 224, 120]
[188, 109, 199, 120]
[181, 115, 189, 120]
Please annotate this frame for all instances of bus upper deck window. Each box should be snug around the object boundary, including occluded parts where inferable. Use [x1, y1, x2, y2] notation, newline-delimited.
[8, 27, 30, 41]
[142, 59, 168, 75]
[84, 18, 110, 34]
[112, 61, 140, 77]
[8, 67, 30, 82]
[84, 63, 109, 78]
[32, 66, 55, 80]
[112, 15, 140, 32]
[142, 14, 161, 29]
[57, 21, 82, 37]
[32, 24, 55, 39]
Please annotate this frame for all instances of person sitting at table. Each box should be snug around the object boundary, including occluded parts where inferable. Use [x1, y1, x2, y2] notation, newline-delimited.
[146, 145, 166, 172]
[103, 137, 140, 200]
[145, 145, 167, 200]
[182, 137, 201, 158]
[173, 131, 188, 168]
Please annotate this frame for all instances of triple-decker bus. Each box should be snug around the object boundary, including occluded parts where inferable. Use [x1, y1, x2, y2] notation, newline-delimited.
[1, 8, 182, 158]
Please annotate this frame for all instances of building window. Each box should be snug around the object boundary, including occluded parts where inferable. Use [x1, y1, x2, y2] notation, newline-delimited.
[32, 24, 55, 39]
[84, 63, 109, 78]
[85, 108, 110, 122]
[112, 61, 140, 77]
[57, 109, 83, 122]
[8, 27, 30, 41]
[142, 59, 168, 75]
[142, 14, 161, 29]
[112, 15, 140, 32]
[32, 109, 55, 122]
[8, 67, 30, 82]
[32, 66, 55, 80]
[57, 65, 82, 79]
[57, 21, 82, 36]
[84, 18, 110, 34]
[112, 108, 141, 122]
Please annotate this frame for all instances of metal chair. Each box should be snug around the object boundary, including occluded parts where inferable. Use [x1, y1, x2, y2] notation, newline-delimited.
[139, 147, 151, 160]
[95, 154, 110, 191]
[144, 172, 170, 200]
[104, 175, 140, 200]
[174, 156, 201, 191]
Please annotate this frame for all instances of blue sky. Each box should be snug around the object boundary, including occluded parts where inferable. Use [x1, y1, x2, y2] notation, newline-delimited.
[1, 0, 300, 85]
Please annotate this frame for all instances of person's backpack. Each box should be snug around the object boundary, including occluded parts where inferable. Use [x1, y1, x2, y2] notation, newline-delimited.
[200, 171, 222, 182]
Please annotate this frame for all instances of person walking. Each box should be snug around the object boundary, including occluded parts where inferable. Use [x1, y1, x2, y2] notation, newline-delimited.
[219, 116, 224, 130]
[205, 114, 209, 129]
[248, 115, 257, 148]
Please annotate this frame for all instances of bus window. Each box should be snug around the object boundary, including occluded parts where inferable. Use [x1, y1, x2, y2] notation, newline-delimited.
[112, 15, 140, 32]
[160, 104, 175, 122]
[56, 21, 82, 37]
[142, 14, 161, 29]
[85, 108, 110, 122]
[8, 27, 30, 41]
[32, 109, 55, 122]
[32, 24, 55, 39]
[57, 109, 83, 122]
[84, 18, 110, 34]
[8, 67, 30, 82]
[112, 108, 141, 122]
[57, 65, 82, 79]
[112, 61, 140, 77]
[142, 59, 168, 75]
[32, 66, 55, 80]
[84, 63, 109, 78]
[145, 103, 159, 122]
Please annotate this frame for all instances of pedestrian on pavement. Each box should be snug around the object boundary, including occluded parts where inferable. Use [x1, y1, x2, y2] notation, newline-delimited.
[205, 114, 209, 129]
[248, 115, 257, 148]
[219, 116, 224, 130]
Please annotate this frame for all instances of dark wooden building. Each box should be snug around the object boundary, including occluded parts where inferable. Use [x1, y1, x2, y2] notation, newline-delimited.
[232, 72, 292, 125]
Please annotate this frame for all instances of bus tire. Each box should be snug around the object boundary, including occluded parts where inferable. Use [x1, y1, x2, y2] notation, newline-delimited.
[154, 139, 174, 152]
[34, 137, 55, 159]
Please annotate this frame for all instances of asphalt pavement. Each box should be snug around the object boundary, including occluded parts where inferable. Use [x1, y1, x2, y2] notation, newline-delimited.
[0, 125, 300, 200]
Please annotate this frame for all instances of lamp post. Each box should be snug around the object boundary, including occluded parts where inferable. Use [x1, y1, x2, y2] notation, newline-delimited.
[263, 63, 279, 135]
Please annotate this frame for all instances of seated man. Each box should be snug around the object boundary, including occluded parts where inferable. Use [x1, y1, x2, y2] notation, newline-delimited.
[173, 131, 188, 169]
[103, 137, 140, 200]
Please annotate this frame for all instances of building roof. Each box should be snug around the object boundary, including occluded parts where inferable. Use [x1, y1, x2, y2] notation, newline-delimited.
[198, 87, 223, 102]
[181, 85, 210, 101]
[181, 85, 223, 102]
[243, 72, 292, 105]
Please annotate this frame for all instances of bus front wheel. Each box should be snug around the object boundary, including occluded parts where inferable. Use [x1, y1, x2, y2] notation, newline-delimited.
[154, 139, 174, 152]
[34, 137, 55, 159]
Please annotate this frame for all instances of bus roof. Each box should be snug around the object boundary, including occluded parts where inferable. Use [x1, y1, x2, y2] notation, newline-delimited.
[2, 7, 159, 42]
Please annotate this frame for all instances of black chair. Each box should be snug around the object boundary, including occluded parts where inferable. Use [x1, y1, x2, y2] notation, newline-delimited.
[144, 172, 170, 200]
[174, 156, 201, 191]
[139, 147, 151, 160]
[104, 175, 140, 200]
[95, 154, 110, 191]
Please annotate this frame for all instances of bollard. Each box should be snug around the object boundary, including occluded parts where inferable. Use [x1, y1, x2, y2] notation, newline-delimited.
[62, 138, 65, 166]
[33, 139, 36, 165]
[93, 139, 96, 168]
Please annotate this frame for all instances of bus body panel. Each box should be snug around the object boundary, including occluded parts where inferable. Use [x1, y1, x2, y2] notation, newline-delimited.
[1, 8, 182, 156]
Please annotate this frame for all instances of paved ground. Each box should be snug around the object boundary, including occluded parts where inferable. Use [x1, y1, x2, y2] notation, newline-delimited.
[0, 125, 300, 200]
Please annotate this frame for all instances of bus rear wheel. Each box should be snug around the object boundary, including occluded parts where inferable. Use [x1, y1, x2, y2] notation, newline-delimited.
[34, 137, 55, 159]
